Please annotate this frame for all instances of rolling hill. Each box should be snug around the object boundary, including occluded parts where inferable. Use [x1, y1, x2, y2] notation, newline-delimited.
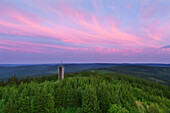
[96, 65, 170, 85]
[0, 64, 170, 86]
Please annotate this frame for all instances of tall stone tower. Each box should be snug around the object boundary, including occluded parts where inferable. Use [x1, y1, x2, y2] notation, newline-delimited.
[58, 61, 64, 81]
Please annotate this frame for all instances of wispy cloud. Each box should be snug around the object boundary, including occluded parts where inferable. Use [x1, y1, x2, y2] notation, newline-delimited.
[0, 0, 170, 63]
[161, 45, 170, 49]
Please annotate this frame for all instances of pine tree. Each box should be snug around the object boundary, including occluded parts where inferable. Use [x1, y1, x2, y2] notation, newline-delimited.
[32, 86, 54, 113]
[0, 79, 4, 86]
[54, 85, 67, 108]
[97, 84, 111, 113]
[82, 86, 100, 113]
[108, 104, 129, 113]
[3, 98, 17, 113]
[0, 99, 5, 113]
[25, 75, 31, 83]
[18, 95, 31, 113]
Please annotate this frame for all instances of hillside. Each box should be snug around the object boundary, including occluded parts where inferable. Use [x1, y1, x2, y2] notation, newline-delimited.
[1, 63, 170, 82]
[0, 71, 169, 113]
[0, 64, 120, 80]
[97, 65, 170, 85]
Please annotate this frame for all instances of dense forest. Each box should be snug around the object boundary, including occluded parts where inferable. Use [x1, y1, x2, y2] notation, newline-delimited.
[0, 71, 170, 113]
[97, 65, 170, 85]
[1, 64, 170, 82]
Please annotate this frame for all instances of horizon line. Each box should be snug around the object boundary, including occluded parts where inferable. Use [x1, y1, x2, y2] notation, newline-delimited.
[0, 62, 170, 65]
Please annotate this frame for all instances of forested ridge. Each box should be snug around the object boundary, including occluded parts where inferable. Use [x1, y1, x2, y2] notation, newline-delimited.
[97, 65, 170, 85]
[0, 71, 170, 113]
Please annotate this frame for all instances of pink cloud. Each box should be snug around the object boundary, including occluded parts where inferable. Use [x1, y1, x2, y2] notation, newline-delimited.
[0, 39, 79, 51]
[1, 39, 163, 56]
[0, 46, 47, 53]
[45, 3, 149, 46]
[0, 0, 168, 53]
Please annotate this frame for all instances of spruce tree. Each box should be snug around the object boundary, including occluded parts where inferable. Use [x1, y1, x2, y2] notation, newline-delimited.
[18, 95, 31, 113]
[82, 86, 100, 113]
[32, 86, 54, 113]
[3, 98, 17, 113]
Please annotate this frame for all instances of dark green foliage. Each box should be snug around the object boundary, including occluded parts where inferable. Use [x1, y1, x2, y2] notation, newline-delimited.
[0, 71, 169, 113]
[2, 98, 17, 113]
[6, 75, 18, 85]
[82, 86, 100, 113]
[108, 104, 129, 113]
[18, 95, 31, 113]
[55, 85, 67, 108]
[32, 87, 54, 113]
[0, 79, 4, 86]
[97, 81, 112, 113]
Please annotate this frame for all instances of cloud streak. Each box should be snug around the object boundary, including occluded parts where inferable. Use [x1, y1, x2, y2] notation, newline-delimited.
[0, 0, 170, 63]
[161, 45, 170, 49]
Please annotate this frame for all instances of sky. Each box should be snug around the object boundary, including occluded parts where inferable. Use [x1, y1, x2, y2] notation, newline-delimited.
[0, 0, 170, 64]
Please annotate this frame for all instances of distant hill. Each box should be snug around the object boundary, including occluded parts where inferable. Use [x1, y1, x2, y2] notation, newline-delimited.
[0, 63, 121, 80]
[0, 63, 170, 85]
[97, 65, 170, 85]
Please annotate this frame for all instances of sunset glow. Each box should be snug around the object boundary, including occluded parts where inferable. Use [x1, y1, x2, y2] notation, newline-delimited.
[0, 0, 170, 63]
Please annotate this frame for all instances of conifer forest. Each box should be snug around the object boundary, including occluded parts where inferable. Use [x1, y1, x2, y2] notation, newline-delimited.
[0, 71, 169, 113]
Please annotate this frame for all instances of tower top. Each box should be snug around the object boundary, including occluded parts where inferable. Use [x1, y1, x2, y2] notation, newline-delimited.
[59, 60, 63, 67]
